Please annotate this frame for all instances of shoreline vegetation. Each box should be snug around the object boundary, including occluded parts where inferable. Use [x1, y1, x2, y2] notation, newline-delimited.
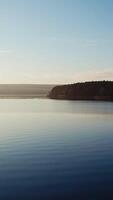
[49, 81, 113, 101]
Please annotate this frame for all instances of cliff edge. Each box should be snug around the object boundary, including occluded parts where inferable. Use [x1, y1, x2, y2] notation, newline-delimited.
[49, 81, 113, 101]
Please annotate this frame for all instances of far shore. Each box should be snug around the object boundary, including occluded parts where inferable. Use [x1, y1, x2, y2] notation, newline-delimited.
[0, 95, 48, 99]
[0, 84, 54, 99]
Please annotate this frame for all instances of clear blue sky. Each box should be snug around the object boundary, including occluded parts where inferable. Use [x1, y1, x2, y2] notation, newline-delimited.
[0, 0, 113, 83]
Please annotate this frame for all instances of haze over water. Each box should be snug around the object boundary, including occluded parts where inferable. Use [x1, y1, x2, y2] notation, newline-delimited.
[0, 99, 113, 199]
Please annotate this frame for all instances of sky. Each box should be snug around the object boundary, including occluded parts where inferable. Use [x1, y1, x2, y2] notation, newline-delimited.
[0, 0, 113, 84]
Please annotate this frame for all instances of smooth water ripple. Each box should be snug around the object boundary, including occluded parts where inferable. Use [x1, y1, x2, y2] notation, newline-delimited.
[0, 99, 113, 199]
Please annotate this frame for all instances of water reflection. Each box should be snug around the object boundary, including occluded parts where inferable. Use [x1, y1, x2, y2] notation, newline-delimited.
[0, 99, 112, 115]
[0, 100, 113, 199]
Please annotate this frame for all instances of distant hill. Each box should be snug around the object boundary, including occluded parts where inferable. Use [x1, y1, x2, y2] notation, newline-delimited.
[0, 84, 54, 98]
[49, 81, 113, 101]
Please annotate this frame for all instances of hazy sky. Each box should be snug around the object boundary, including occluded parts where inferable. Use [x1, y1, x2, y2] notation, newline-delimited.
[0, 0, 113, 84]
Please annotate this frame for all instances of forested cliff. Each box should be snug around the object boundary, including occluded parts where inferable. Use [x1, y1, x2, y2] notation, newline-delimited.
[49, 81, 113, 101]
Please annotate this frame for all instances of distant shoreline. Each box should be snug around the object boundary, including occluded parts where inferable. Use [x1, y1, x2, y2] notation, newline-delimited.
[0, 84, 54, 99]
[0, 95, 48, 99]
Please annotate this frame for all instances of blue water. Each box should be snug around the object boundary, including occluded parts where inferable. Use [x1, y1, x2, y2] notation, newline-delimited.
[0, 99, 113, 199]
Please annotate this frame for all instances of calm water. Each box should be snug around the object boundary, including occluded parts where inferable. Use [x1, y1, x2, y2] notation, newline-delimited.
[0, 99, 113, 199]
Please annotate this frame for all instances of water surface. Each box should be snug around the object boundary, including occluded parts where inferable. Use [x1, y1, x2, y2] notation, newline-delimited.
[0, 99, 113, 199]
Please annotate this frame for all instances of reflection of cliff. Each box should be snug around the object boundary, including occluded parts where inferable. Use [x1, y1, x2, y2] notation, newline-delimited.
[49, 81, 113, 101]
